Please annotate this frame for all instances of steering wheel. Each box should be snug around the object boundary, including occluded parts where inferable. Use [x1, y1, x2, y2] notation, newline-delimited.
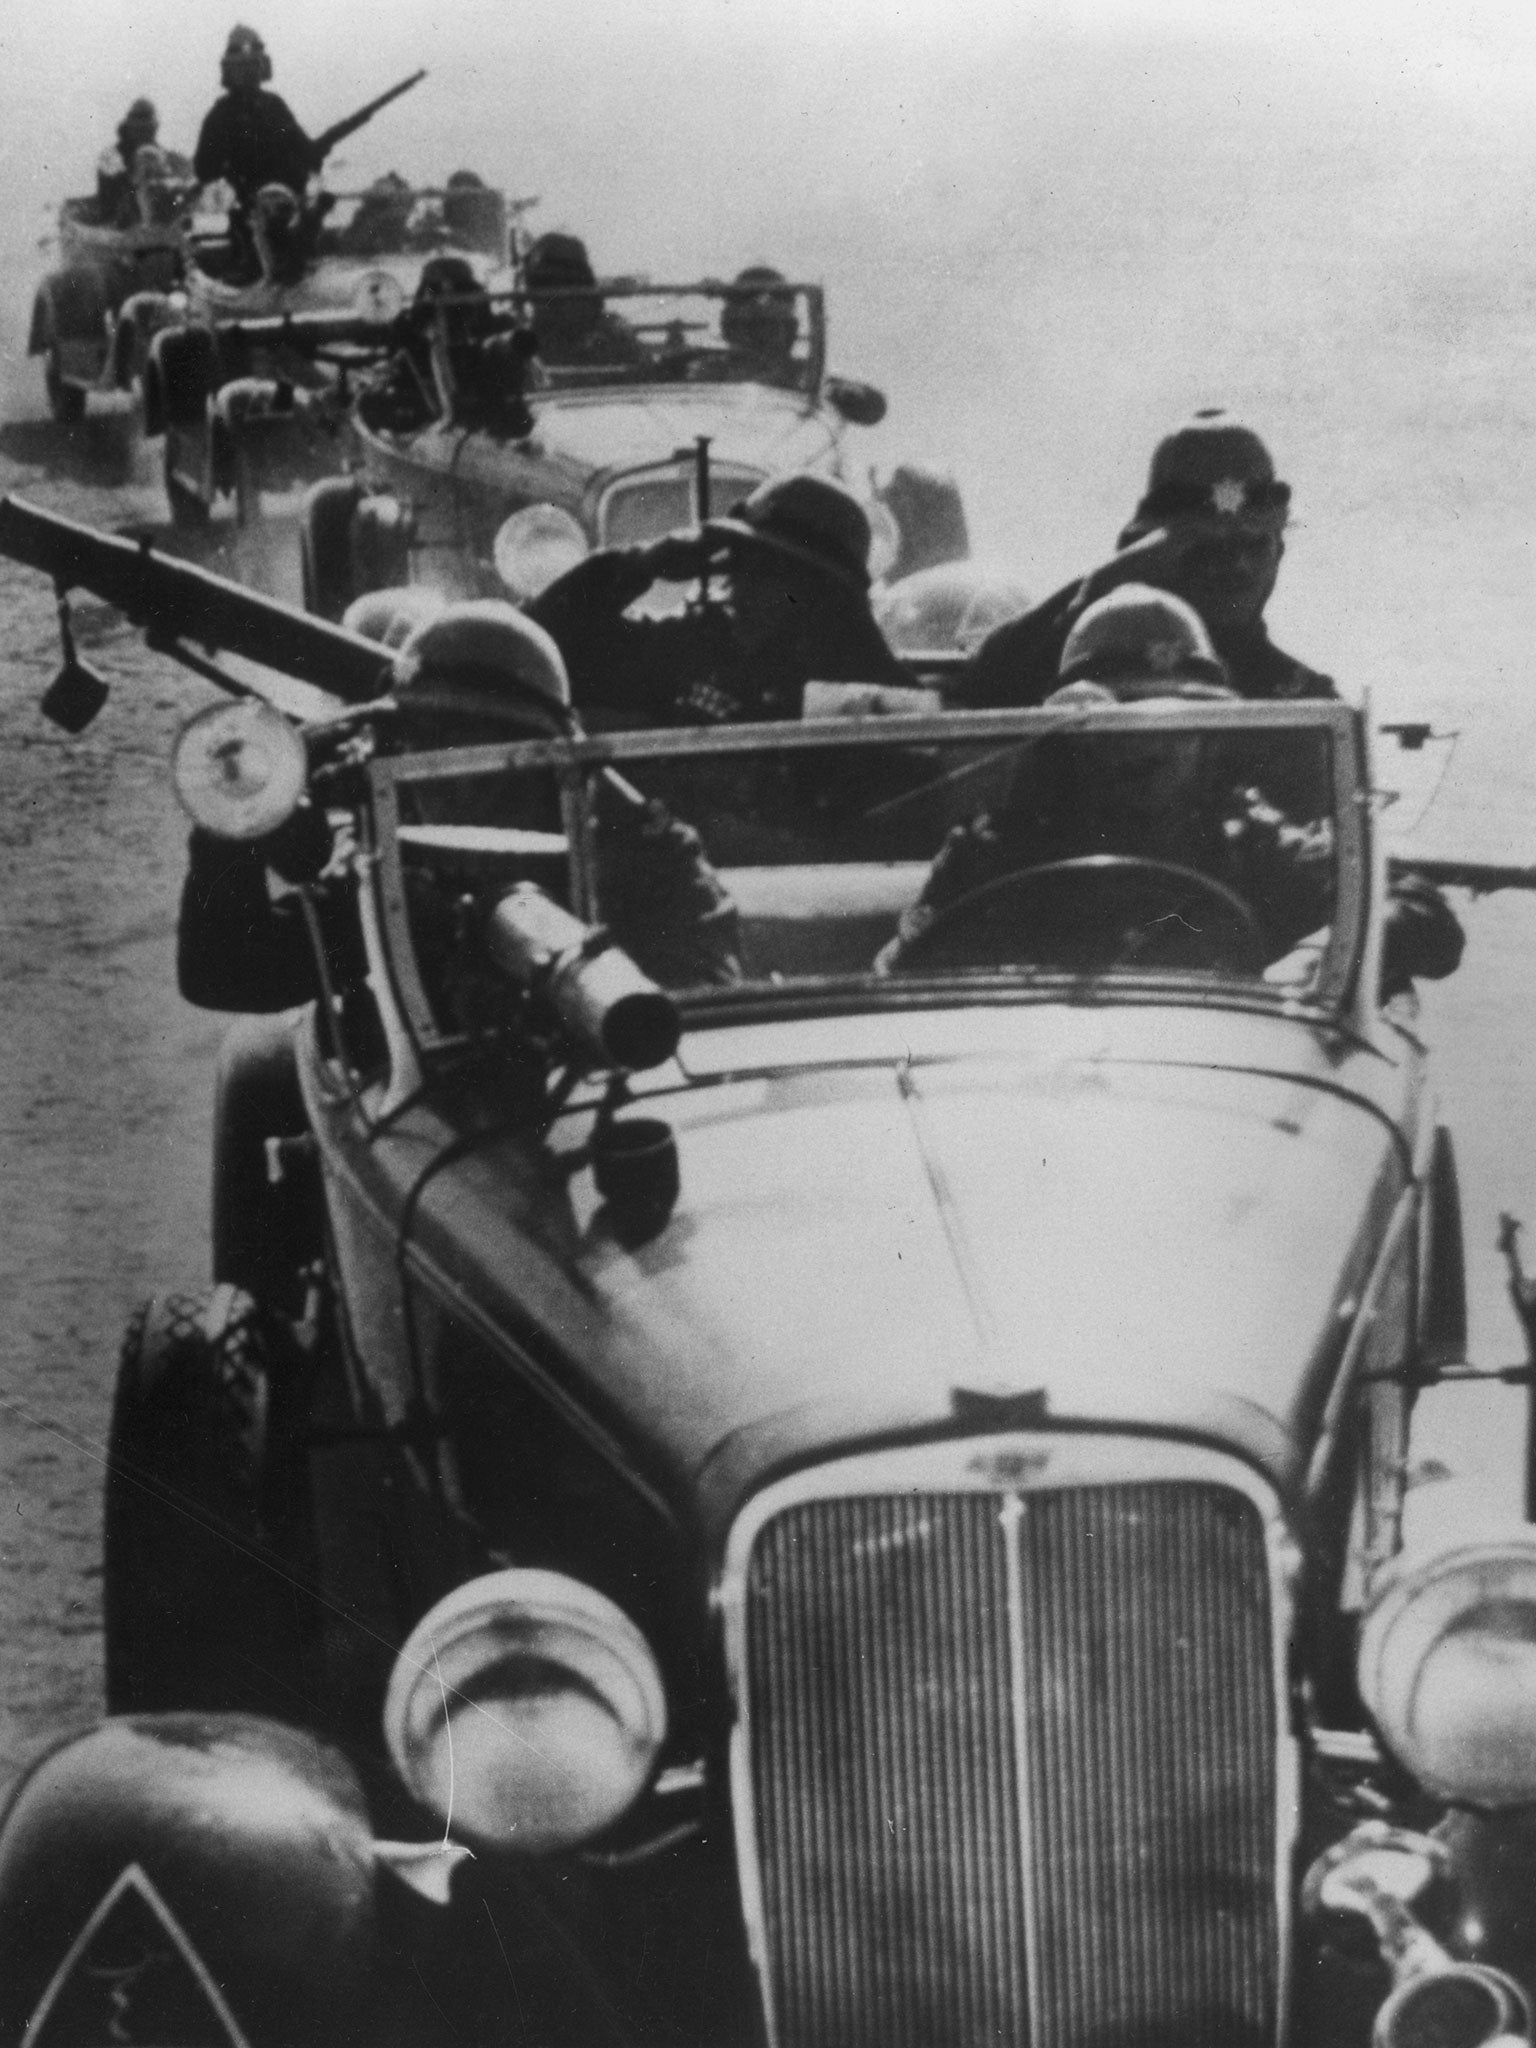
[891, 855, 1267, 975]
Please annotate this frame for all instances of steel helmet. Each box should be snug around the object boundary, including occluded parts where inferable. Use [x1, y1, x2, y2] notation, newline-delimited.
[0, 1715, 379, 2048]
[342, 584, 447, 651]
[873, 560, 1032, 656]
[712, 472, 873, 592]
[1056, 583, 1232, 694]
[721, 266, 797, 357]
[393, 599, 573, 728]
[1120, 407, 1290, 544]
[120, 98, 159, 144]
[221, 23, 272, 84]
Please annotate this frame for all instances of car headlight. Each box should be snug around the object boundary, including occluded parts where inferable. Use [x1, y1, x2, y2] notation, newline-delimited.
[493, 504, 589, 602]
[384, 1569, 667, 1853]
[353, 270, 406, 321]
[171, 699, 307, 840]
[1358, 1532, 1536, 1806]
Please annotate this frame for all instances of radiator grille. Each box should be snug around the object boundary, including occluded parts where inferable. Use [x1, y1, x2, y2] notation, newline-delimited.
[742, 1480, 1279, 2048]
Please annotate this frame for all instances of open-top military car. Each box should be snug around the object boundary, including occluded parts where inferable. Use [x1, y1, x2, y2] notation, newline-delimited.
[3, 496, 1536, 2048]
[193, 270, 969, 600]
[27, 151, 197, 424]
[147, 170, 517, 528]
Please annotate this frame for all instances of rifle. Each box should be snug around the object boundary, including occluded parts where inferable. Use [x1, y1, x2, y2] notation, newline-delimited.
[312, 70, 427, 164]
[0, 496, 394, 722]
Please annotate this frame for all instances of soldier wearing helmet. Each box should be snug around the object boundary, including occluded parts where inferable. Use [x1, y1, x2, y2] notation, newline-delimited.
[523, 232, 642, 369]
[884, 586, 1461, 995]
[720, 266, 801, 387]
[194, 25, 320, 210]
[957, 409, 1334, 711]
[528, 470, 906, 728]
[178, 599, 736, 1019]
[95, 97, 161, 225]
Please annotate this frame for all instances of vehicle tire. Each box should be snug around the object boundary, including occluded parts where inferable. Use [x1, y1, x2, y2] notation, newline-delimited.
[43, 342, 86, 425]
[162, 434, 210, 530]
[300, 476, 363, 618]
[103, 1287, 319, 1718]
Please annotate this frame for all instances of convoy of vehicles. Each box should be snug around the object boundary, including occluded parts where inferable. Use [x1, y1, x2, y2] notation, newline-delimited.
[1, 496, 1535, 2046]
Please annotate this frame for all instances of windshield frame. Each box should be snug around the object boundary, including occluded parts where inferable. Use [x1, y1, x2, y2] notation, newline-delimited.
[368, 701, 1368, 1052]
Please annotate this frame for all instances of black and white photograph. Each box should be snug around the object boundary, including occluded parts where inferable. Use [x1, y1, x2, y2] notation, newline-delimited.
[5, 1, 1536, 2041]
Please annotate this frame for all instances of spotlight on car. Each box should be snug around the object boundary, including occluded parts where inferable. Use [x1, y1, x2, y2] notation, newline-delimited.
[1358, 1531, 1536, 1808]
[354, 270, 407, 321]
[171, 698, 308, 840]
[384, 1569, 667, 1853]
[493, 503, 589, 602]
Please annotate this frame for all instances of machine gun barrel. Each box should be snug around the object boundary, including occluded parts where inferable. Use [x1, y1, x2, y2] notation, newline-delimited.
[313, 69, 427, 161]
[0, 496, 393, 705]
[1389, 853, 1536, 896]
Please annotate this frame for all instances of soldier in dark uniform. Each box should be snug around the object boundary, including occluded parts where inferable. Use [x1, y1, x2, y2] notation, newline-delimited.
[527, 472, 907, 727]
[886, 586, 1461, 999]
[957, 409, 1333, 710]
[523, 233, 643, 370]
[193, 25, 320, 206]
[95, 99, 160, 225]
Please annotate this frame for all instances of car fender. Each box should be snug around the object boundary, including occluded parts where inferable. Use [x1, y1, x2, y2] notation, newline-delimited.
[148, 322, 219, 429]
[113, 289, 178, 391]
[29, 267, 111, 351]
[0, 1714, 381, 2048]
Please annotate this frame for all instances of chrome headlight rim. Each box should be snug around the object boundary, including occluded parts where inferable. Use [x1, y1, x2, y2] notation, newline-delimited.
[1359, 1530, 1536, 1808]
[384, 1568, 667, 1855]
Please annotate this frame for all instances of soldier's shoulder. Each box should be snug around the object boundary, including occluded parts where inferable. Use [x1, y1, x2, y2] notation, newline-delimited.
[1242, 633, 1336, 701]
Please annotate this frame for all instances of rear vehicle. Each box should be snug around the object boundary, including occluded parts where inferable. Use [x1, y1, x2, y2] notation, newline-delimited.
[145, 180, 516, 527]
[283, 276, 969, 616]
[26, 158, 196, 423]
[1, 494, 1535, 2048]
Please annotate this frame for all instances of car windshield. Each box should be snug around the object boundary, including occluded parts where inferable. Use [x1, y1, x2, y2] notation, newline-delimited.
[510, 281, 825, 394]
[370, 702, 1364, 1044]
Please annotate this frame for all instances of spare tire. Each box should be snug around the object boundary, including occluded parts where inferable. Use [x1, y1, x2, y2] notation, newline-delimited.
[103, 1288, 318, 1719]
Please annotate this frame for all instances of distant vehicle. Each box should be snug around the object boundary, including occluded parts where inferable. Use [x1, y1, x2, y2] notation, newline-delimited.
[201, 273, 969, 607]
[26, 151, 197, 423]
[145, 177, 517, 526]
[4, 494, 1536, 2048]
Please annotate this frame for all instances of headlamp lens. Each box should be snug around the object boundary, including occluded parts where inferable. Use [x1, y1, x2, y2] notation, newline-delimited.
[493, 504, 589, 602]
[384, 1569, 667, 1853]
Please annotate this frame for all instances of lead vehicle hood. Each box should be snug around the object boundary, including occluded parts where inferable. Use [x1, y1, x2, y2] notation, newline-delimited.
[543, 1009, 1417, 1529]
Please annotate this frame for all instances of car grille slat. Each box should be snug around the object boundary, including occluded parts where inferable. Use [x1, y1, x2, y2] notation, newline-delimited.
[742, 1477, 1278, 2048]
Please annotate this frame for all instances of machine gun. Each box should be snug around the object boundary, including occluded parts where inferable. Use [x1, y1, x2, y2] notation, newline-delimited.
[0, 495, 394, 727]
[312, 70, 427, 164]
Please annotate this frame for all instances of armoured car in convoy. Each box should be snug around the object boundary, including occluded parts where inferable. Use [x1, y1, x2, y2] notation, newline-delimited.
[1, 497, 1535, 2048]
